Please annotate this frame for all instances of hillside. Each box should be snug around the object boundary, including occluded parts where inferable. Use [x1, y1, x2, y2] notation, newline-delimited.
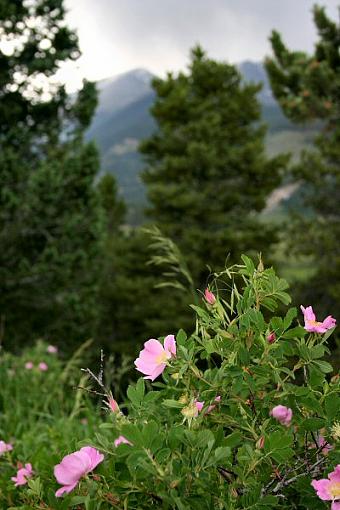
[87, 64, 318, 224]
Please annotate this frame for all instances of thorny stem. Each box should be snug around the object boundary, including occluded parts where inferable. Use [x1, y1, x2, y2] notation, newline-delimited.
[262, 457, 327, 497]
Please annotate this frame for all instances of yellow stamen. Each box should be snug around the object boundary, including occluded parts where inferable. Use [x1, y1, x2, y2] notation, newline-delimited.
[308, 320, 322, 327]
[330, 482, 340, 498]
[155, 351, 168, 364]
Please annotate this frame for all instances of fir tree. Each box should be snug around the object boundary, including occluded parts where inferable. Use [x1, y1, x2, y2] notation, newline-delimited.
[0, 0, 104, 348]
[265, 5, 340, 317]
[140, 46, 287, 284]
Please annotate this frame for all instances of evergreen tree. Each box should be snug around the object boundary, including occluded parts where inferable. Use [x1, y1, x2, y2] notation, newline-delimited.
[140, 46, 287, 284]
[0, 0, 103, 348]
[265, 5, 340, 318]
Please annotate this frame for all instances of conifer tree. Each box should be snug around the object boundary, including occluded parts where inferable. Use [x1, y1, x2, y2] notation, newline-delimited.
[0, 0, 104, 348]
[140, 46, 287, 284]
[265, 5, 340, 317]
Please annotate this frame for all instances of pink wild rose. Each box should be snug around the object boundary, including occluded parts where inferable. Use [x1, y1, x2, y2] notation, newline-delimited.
[114, 435, 133, 447]
[134, 334, 176, 381]
[270, 405, 293, 426]
[47, 345, 58, 354]
[204, 288, 216, 305]
[11, 463, 33, 486]
[38, 362, 48, 371]
[312, 465, 340, 508]
[0, 440, 13, 455]
[54, 446, 104, 497]
[301, 305, 336, 333]
[25, 361, 33, 370]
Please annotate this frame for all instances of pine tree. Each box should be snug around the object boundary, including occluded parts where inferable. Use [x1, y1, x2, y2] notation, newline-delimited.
[265, 5, 340, 317]
[140, 46, 287, 284]
[0, 1, 103, 348]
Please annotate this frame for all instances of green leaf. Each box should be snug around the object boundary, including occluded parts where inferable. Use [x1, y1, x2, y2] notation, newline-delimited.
[325, 394, 340, 420]
[283, 307, 297, 329]
[310, 344, 326, 359]
[214, 446, 231, 463]
[323, 326, 336, 342]
[190, 305, 209, 320]
[120, 423, 144, 446]
[264, 431, 294, 463]
[314, 360, 333, 373]
[300, 417, 326, 431]
[299, 395, 323, 414]
[195, 429, 215, 449]
[241, 255, 255, 275]
[162, 399, 184, 409]
[283, 326, 306, 339]
[308, 365, 325, 387]
[224, 431, 243, 448]
[176, 329, 187, 344]
[127, 378, 145, 407]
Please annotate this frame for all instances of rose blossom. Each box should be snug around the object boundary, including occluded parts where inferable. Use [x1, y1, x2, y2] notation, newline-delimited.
[11, 463, 33, 486]
[0, 440, 13, 455]
[301, 305, 336, 333]
[134, 335, 176, 381]
[54, 446, 104, 497]
[312, 464, 340, 509]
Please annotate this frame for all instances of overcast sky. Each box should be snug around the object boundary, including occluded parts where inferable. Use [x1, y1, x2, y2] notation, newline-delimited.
[60, 0, 339, 91]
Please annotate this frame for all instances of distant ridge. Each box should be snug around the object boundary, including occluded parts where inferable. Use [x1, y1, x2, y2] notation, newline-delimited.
[87, 64, 316, 224]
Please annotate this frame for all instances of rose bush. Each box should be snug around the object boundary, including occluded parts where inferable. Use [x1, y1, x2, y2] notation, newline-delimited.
[0, 256, 339, 509]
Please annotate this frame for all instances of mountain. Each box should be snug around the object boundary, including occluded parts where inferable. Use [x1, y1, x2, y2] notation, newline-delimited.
[87, 64, 317, 224]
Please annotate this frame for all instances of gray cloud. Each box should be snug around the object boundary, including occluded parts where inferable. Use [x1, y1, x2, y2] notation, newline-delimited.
[63, 0, 339, 87]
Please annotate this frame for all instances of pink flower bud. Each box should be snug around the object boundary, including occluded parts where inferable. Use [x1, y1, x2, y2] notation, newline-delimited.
[38, 362, 48, 372]
[105, 396, 119, 413]
[267, 332, 276, 344]
[270, 405, 293, 426]
[25, 361, 34, 370]
[206, 395, 221, 414]
[204, 288, 216, 305]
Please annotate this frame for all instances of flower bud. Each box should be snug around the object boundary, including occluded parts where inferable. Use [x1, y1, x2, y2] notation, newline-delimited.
[204, 288, 216, 305]
[267, 332, 276, 344]
[105, 395, 119, 413]
[171, 372, 180, 380]
[256, 436, 265, 449]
